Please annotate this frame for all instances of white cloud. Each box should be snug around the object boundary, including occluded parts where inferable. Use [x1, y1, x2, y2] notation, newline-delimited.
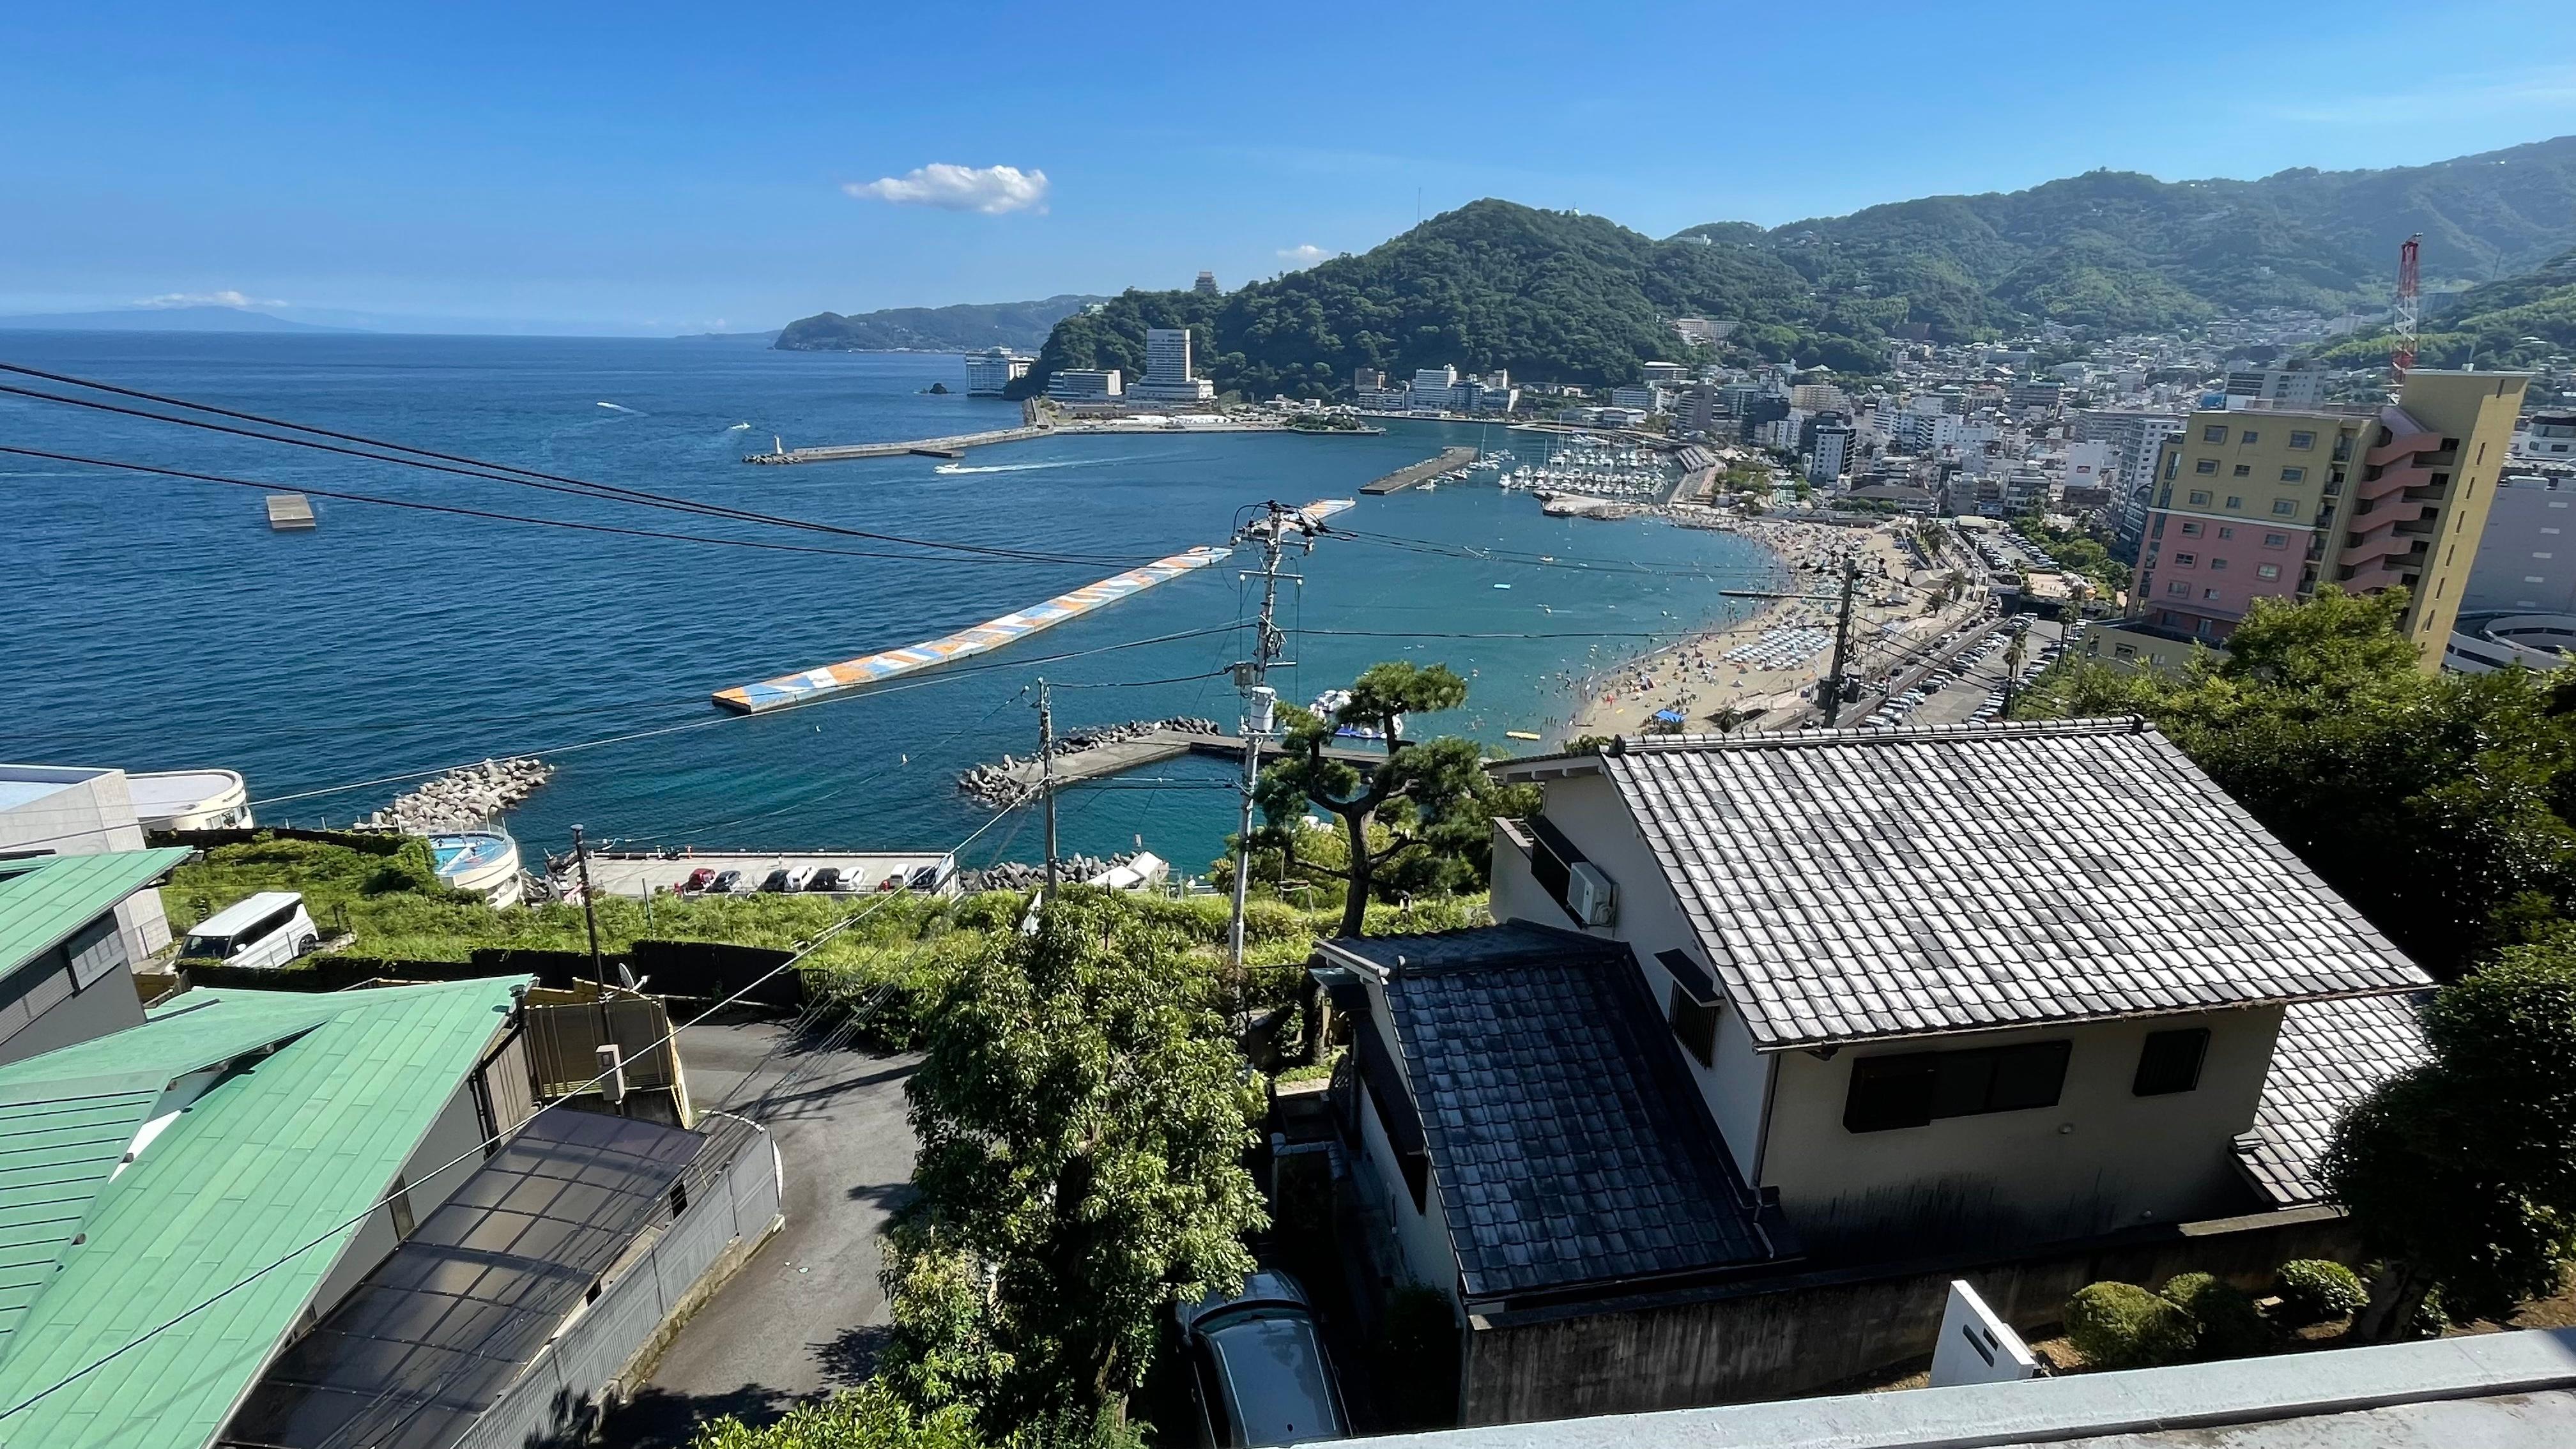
[845, 163, 1049, 215]
[134, 289, 284, 310]
[1276, 244, 1331, 269]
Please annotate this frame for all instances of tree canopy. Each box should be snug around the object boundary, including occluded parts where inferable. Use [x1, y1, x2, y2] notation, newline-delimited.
[2025, 588, 2576, 975]
[882, 889, 1268, 1427]
[1249, 661, 1537, 938]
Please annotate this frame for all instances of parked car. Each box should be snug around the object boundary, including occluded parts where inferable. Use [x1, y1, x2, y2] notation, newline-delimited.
[781, 865, 817, 892]
[709, 869, 744, 894]
[760, 868, 792, 893]
[877, 872, 905, 892]
[678, 867, 716, 894]
[1174, 1271, 1349, 1448]
[907, 864, 943, 893]
[808, 866, 844, 893]
[178, 892, 319, 970]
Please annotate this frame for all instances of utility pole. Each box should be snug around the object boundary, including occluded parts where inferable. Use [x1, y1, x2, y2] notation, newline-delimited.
[1037, 678, 1057, 895]
[571, 825, 608, 1036]
[1821, 556, 1860, 726]
[1229, 502, 1302, 988]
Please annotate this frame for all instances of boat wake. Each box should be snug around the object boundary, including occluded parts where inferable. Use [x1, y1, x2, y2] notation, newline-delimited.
[725, 422, 752, 431]
[933, 456, 1117, 475]
[596, 401, 638, 413]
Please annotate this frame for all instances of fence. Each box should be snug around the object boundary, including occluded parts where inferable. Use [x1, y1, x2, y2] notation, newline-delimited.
[522, 997, 682, 1098]
[455, 1114, 784, 1449]
[173, 939, 809, 1007]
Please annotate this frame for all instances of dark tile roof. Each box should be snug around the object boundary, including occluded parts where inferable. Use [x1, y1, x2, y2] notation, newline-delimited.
[1331, 925, 1788, 1301]
[2236, 992, 2432, 1206]
[1586, 719, 2429, 1050]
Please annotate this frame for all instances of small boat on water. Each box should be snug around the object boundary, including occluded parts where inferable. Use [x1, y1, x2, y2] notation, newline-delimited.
[1505, 730, 1544, 742]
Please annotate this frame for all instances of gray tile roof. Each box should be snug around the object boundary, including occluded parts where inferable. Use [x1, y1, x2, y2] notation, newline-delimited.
[2236, 991, 2432, 1206]
[1331, 925, 1788, 1300]
[1586, 719, 2430, 1050]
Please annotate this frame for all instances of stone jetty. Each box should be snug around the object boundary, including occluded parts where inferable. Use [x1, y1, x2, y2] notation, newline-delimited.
[957, 718, 1223, 808]
[362, 757, 554, 832]
[962, 853, 1142, 893]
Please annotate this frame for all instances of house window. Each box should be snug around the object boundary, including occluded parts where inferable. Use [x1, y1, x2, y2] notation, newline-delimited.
[1844, 1039, 2073, 1133]
[2280, 467, 2305, 482]
[2272, 499, 2298, 516]
[2264, 532, 2287, 548]
[2188, 489, 2212, 505]
[2167, 581, 2189, 596]
[388, 1175, 417, 1239]
[2173, 552, 2196, 567]
[2240, 431, 2259, 445]
[2195, 459, 2218, 475]
[2133, 1028, 2210, 1096]
[2290, 431, 2315, 450]
[2217, 526, 2235, 540]
[2232, 464, 2252, 477]
[2209, 557, 2228, 571]
[2202, 587, 2221, 601]
[2225, 496, 2244, 510]
[1660, 949, 1720, 1068]
[2257, 563, 2281, 579]
[2113, 643, 2136, 659]
[2181, 521, 2202, 537]
[2202, 425, 2227, 443]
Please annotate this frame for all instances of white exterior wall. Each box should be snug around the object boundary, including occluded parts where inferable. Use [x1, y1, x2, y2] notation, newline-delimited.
[1759, 1007, 2283, 1254]
[1347, 977, 1466, 1305]
[0, 766, 172, 958]
[312, 1077, 491, 1314]
[1491, 774, 1774, 1172]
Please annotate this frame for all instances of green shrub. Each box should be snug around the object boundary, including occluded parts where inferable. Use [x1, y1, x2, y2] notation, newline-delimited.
[2064, 1281, 2196, 1369]
[2272, 1260, 2368, 1325]
[2159, 1272, 2271, 1359]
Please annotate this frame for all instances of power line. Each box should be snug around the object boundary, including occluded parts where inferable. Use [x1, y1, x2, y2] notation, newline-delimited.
[0, 371, 1151, 567]
[0, 798, 1029, 1429]
[1, 447, 1130, 569]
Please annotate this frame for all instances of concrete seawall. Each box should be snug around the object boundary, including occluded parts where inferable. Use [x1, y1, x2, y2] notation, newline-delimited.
[1361, 447, 1480, 494]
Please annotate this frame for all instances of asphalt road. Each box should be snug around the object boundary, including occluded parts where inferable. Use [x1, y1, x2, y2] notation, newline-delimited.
[1907, 619, 2066, 726]
[604, 1015, 921, 1446]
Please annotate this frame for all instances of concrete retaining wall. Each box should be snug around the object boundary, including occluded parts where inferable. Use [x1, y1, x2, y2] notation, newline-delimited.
[1460, 1205, 2358, 1427]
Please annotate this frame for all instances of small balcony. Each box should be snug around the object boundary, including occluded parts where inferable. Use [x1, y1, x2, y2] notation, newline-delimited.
[2367, 428, 2443, 468]
[2340, 531, 2427, 571]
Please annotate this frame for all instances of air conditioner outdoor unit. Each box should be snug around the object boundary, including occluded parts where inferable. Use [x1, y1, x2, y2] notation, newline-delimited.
[1567, 862, 1617, 926]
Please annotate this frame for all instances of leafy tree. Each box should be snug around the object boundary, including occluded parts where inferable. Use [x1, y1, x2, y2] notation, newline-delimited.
[690, 1383, 988, 1449]
[2324, 935, 2576, 1339]
[1250, 662, 1538, 938]
[2025, 588, 2576, 973]
[886, 890, 1268, 1426]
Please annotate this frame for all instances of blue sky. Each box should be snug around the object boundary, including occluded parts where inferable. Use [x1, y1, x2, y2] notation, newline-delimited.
[5, 1, 2573, 334]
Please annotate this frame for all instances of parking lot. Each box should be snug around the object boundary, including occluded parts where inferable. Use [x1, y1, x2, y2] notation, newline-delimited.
[572, 850, 958, 900]
[1864, 618, 2071, 728]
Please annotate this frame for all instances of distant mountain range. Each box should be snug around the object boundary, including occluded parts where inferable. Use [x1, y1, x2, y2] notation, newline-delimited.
[773, 295, 1112, 354]
[1018, 135, 2576, 396]
[2316, 246, 2576, 372]
[0, 305, 358, 334]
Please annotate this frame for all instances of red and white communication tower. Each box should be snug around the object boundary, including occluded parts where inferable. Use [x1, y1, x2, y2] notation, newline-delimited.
[2392, 233, 2421, 379]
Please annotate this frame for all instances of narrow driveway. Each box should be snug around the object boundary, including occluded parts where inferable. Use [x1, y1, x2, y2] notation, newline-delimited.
[605, 1015, 921, 1446]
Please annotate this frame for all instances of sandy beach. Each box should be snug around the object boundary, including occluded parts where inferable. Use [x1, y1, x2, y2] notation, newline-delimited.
[1564, 514, 1979, 739]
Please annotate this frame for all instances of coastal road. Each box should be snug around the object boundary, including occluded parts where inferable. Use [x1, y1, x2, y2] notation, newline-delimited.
[603, 1016, 921, 1446]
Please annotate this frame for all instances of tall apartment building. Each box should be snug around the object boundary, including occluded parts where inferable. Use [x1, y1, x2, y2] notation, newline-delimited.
[2223, 362, 2330, 408]
[963, 348, 1032, 397]
[1126, 328, 1213, 403]
[1641, 362, 1694, 388]
[2131, 370, 2530, 664]
[1045, 368, 1123, 400]
[1808, 422, 1853, 483]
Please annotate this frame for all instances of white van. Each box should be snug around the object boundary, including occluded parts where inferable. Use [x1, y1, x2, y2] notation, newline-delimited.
[181, 892, 319, 970]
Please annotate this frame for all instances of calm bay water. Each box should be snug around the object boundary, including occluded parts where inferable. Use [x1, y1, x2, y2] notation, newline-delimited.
[2, 333, 1783, 871]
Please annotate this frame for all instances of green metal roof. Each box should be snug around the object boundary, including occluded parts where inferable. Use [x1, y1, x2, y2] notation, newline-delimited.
[0, 848, 193, 976]
[0, 978, 523, 1449]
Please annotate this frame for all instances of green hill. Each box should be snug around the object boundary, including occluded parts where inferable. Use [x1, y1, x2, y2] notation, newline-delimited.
[774, 294, 1110, 353]
[1016, 136, 2576, 399]
[2315, 247, 2576, 371]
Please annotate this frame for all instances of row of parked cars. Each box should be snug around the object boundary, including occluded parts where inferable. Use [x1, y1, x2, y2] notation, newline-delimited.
[1864, 620, 2035, 728]
[673, 862, 951, 896]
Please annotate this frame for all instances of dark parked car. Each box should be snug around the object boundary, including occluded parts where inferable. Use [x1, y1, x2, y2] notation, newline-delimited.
[709, 869, 744, 894]
[1175, 1271, 1348, 1447]
[760, 868, 792, 893]
[808, 866, 844, 893]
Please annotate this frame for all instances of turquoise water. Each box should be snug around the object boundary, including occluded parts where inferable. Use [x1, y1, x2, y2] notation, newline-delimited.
[1, 334, 1783, 871]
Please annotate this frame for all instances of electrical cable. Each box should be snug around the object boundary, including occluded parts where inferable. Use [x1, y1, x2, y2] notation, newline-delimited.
[0, 374, 1154, 568]
[0, 447, 1146, 569]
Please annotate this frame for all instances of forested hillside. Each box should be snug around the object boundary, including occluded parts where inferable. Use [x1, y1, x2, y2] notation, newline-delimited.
[774, 294, 1110, 353]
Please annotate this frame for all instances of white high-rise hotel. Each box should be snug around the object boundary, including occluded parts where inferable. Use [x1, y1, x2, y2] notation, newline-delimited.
[1128, 327, 1215, 403]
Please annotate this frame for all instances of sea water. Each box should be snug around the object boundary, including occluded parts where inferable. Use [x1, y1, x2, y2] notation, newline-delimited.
[1, 333, 1785, 870]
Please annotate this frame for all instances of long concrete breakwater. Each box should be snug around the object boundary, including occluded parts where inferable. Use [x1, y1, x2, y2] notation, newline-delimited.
[710, 499, 1358, 714]
[1360, 447, 1480, 494]
[744, 424, 1049, 465]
